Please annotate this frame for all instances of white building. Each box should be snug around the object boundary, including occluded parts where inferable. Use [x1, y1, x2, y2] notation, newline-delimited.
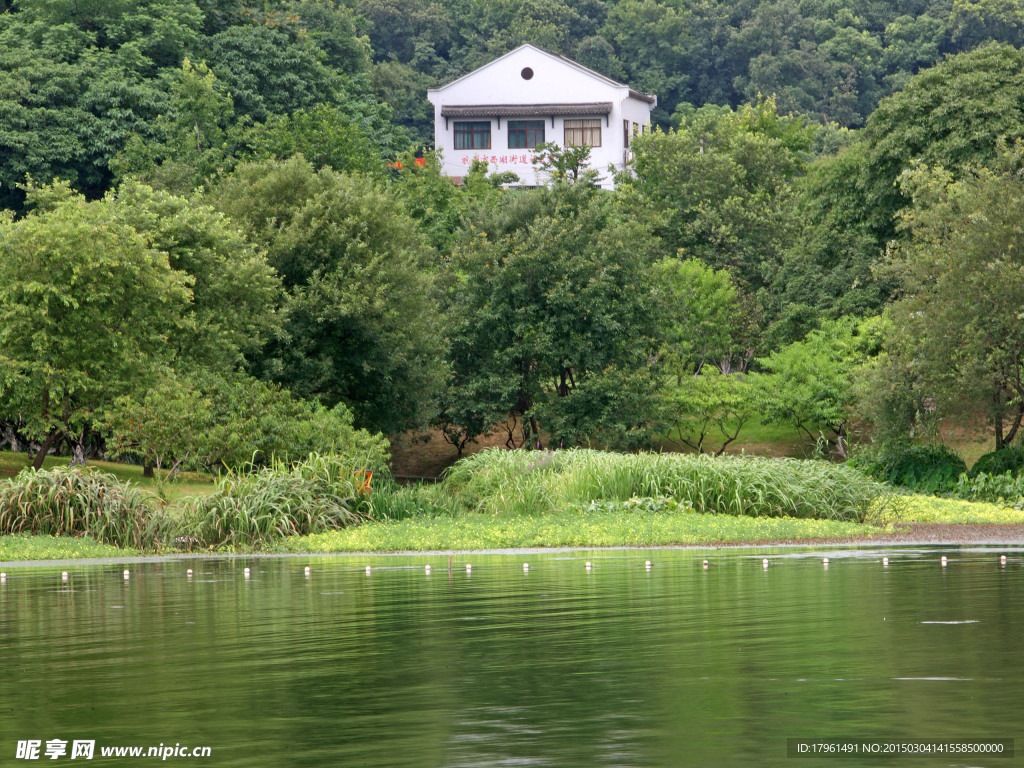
[426, 44, 656, 189]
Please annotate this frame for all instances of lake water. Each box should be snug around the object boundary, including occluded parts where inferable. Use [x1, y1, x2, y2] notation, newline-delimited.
[0, 547, 1021, 766]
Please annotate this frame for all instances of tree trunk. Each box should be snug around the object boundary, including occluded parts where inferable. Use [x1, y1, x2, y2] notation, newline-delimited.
[143, 463, 155, 478]
[1003, 398, 1024, 448]
[995, 390, 1006, 451]
[32, 431, 59, 471]
[69, 428, 89, 466]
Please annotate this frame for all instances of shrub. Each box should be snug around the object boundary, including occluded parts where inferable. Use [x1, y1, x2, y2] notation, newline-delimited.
[969, 446, 1024, 479]
[954, 471, 1024, 506]
[852, 442, 966, 493]
[179, 453, 372, 549]
[0, 467, 164, 549]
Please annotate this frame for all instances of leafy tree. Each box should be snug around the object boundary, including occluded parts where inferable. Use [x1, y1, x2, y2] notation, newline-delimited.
[0, 183, 192, 468]
[103, 374, 215, 478]
[108, 180, 283, 371]
[755, 317, 870, 458]
[208, 157, 445, 434]
[951, 0, 1024, 47]
[882, 157, 1024, 449]
[200, 11, 347, 121]
[652, 257, 750, 376]
[440, 182, 664, 449]
[599, 0, 691, 124]
[112, 58, 241, 195]
[531, 141, 600, 185]
[242, 103, 393, 175]
[769, 142, 892, 330]
[660, 368, 756, 455]
[626, 98, 809, 303]
[105, 371, 390, 473]
[0, 17, 167, 209]
[864, 43, 1024, 243]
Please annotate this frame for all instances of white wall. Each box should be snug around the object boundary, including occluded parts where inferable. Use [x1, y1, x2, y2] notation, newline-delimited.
[427, 46, 654, 189]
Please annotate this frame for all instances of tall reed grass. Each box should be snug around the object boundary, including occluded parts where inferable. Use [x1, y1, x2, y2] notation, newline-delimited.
[179, 453, 371, 549]
[442, 448, 887, 522]
[0, 467, 165, 549]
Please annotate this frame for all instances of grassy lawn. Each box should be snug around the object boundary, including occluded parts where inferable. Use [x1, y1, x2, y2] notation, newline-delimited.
[286, 509, 885, 552]
[0, 451, 216, 508]
[877, 495, 1024, 524]
[0, 533, 137, 562]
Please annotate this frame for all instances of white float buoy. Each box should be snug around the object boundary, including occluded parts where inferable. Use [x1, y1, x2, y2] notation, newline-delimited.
[762, 558, 769, 568]
[243, 567, 251, 578]
[883, 557, 889, 566]
[823, 558, 829, 565]
[61, 571, 68, 581]
[186, 569, 193, 576]
[645, 560, 652, 570]
[523, 563, 530, 571]
[425, 564, 431, 574]
[123, 569, 130, 579]
[466, 564, 472, 572]
[1000, 555, 1007, 564]
[304, 566, 311, 576]
[941, 556, 948, 566]
[702, 560, 709, 569]
[365, 565, 371, 575]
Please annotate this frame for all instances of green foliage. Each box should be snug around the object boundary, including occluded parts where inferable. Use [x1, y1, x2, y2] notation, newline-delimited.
[179, 453, 373, 549]
[853, 443, 968, 493]
[660, 369, 756, 456]
[442, 448, 888, 522]
[209, 157, 445, 434]
[112, 58, 241, 195]
[755, 317, 871, 458]
[0, 183, 192, 466]
[0, 467, 165, 549]
[108, 180, 283, 370]
[367, 481, 455, 521]
[970, 447, 1024, 478]
[0, 15, 169, 208]
[440, 182, 663, 449]
[865, 43, 1024, 242]
[626, 99, 807, 301]
[883, 155, 1024, 448]
[531, 141, 599, 184]
[954, 471, 1024, 506]
[242, 104, 392, 175]
[870, 493, 1024, 524]
[104, 371, 390, 474]
[102, 375, 215, 477]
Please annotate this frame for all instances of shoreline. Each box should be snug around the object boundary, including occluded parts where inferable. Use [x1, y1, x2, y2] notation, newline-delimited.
[3, 524, 1024, 567]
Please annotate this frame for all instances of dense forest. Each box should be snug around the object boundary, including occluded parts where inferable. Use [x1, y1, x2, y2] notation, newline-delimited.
[3, 0, 1024, 479]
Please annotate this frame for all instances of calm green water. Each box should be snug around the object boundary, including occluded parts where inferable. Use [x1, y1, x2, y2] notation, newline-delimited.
[0, 547, 1022, 767]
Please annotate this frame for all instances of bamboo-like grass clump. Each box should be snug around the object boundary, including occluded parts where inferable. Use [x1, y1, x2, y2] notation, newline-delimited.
[442, 448, 887, 522]
[0, 467, 164, 549]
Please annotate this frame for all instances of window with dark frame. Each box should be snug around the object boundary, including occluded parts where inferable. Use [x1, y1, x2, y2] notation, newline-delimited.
[564, 118, 602, 147]
[454, 121, 491, 150]
[508, 119, 545, 149]
[623, 119, 630, 148]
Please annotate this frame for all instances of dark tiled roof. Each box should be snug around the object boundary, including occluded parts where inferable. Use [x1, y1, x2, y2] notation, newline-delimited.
[440, 102, 614, 118]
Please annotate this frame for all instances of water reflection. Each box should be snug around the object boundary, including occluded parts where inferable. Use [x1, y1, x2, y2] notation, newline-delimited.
[0, 548, 1020, 767]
